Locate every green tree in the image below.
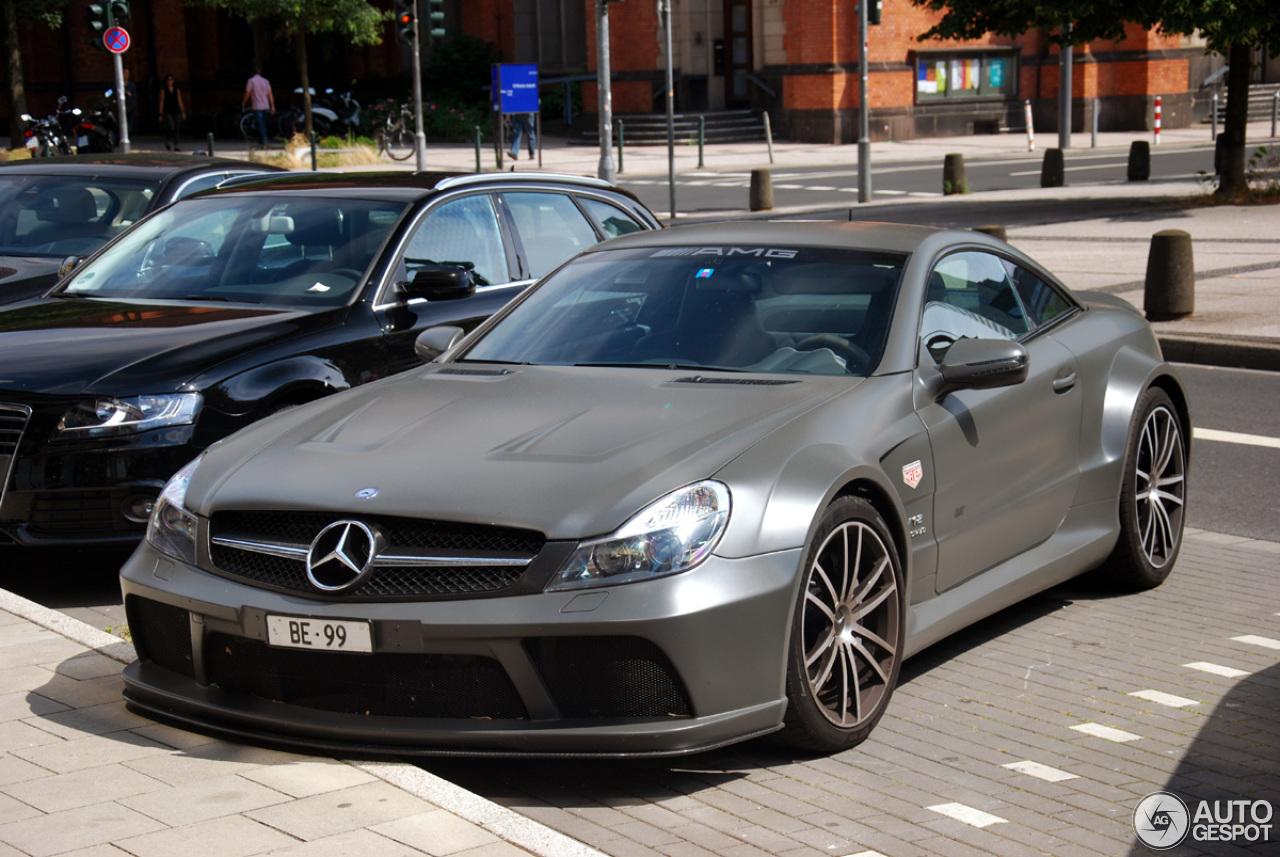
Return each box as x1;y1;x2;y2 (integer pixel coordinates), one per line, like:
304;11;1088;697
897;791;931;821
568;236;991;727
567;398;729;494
3;0;66;148
912;0;1280;195
202;0;389;136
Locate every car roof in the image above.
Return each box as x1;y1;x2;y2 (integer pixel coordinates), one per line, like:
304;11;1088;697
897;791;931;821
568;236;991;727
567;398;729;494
208;170;632;201
0;152;283;180
596;219;943;255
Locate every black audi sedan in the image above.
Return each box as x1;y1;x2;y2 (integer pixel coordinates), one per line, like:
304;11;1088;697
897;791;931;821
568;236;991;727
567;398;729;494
0;153;286;305
0;171;660;548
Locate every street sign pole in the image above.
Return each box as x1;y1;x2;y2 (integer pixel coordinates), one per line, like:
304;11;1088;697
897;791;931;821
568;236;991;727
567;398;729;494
112;52;130;153
857;0;871;203
411;7;426;170
595;0;616;183
661;0;676;219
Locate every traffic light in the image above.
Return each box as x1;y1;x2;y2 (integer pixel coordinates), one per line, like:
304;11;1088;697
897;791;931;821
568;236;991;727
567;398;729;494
110;0;129;24
868;0;881;25
86;3;111;51
427;0;444;42
395;0;415;45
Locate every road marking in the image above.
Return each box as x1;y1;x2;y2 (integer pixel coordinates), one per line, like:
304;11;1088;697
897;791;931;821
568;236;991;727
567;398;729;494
1129;689;1199;708
1232;634;1280;650
928;803;1008;828
1009;163;1128;176
1194;428;1280;449
806;185;838;191
1184;661;1250;678
1071;722;1143;742
1002;760;1078;782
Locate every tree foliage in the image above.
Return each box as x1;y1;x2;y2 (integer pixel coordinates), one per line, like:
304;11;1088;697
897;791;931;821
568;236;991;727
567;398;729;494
4;0;67;146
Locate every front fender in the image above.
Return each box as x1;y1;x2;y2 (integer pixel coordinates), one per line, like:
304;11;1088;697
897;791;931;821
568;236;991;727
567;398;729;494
207;355;353;418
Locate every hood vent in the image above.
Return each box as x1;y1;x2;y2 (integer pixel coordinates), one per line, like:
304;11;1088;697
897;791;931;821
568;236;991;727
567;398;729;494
436;367;512;377
673;376;798;386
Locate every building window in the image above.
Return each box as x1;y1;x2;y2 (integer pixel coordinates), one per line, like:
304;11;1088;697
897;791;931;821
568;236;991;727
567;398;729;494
916;52;1017;101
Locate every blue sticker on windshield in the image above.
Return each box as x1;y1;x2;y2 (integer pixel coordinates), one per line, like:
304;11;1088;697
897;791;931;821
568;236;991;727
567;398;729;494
696;268;715;278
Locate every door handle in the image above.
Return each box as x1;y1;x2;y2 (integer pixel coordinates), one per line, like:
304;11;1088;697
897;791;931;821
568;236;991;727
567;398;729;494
1052;371;1077;393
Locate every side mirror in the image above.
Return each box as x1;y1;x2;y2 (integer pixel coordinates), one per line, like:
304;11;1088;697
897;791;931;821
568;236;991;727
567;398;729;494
58;255;84;280
935;338;1028;398
401;265;476;302
414;325;465;362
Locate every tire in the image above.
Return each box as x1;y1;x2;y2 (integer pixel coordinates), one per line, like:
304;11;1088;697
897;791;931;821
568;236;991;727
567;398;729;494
385;124;415;161
1104;386;1187;590
779;496;905;752
239;112;259;141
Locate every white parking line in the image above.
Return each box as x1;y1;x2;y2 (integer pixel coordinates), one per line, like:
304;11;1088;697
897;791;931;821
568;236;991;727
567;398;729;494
1129;689;1199;708
1071;723;1143;742
1194;428;1280;449
1184;661;1250;678
1002;760;1079;782
928;803;1008;828
1232;634;1280;650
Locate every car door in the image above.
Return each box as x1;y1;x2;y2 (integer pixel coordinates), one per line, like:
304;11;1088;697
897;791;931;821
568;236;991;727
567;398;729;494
500;190;609;279
914;250;1083;592
373;192;526;376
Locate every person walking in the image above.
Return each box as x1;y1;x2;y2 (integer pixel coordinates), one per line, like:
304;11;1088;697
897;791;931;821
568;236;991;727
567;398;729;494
242;67;275;147
508;112;535;160
158;74;185;150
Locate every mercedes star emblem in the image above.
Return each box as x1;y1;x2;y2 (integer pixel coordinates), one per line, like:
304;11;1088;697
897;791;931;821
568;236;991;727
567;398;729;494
305;520;381;592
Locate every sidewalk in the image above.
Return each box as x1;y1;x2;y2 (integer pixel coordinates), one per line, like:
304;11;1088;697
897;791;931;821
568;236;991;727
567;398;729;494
0;588;607;857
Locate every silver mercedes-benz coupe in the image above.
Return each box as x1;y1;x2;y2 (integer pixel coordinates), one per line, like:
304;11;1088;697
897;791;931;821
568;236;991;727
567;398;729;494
119;220;1189;757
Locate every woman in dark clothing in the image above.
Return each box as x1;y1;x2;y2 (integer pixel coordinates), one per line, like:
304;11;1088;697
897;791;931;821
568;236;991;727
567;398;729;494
158;74;185;151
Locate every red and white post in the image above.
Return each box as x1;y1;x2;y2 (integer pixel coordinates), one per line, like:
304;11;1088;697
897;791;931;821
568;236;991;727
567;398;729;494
1153;96;1162;146
1024;99;1036;152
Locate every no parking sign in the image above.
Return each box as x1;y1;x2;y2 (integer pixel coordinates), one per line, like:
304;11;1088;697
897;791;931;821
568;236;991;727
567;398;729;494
104;26;129;53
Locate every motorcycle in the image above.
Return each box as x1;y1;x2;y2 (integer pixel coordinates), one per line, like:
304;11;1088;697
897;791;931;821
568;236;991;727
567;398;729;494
70;97;117;154
21;96;115;156
277;86;361;138
19;104;71;157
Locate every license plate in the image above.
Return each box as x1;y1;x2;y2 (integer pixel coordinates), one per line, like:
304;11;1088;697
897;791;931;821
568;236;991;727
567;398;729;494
25;137;36;149
77;136;89;147
266;615;372;653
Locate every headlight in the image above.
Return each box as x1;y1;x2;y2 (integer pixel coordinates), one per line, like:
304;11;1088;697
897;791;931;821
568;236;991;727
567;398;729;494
549;481;730;591
146;455;202;564
57;393;202;438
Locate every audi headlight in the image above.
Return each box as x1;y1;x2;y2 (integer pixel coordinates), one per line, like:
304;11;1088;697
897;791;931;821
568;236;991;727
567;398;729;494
549;481;730;591
57;393;202;438
146;455;202;564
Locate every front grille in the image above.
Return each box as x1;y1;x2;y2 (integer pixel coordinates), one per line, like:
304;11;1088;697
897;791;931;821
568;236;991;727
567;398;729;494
528;636;693;719
0;404;31;501
27;491;135;539
205;633;527;719
127;596;195;680
209;511;544;600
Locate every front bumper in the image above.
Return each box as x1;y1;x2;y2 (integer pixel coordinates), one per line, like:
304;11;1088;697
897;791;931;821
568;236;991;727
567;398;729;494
120;541;803;757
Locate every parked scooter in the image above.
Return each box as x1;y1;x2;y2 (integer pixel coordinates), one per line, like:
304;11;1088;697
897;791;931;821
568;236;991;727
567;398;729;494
276;86;361;138
19;101;72;157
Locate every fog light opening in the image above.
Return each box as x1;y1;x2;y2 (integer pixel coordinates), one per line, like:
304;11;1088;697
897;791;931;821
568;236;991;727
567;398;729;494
123;495;157;523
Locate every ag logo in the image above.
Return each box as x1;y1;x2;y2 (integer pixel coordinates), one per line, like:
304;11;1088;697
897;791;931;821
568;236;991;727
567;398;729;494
1134;791;1190;850
902;459;923;489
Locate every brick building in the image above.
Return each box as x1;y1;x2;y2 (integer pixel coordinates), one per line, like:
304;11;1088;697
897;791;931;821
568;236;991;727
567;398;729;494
9;0;1271;143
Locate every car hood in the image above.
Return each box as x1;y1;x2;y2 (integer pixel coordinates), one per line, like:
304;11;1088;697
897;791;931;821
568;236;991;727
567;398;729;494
0;256;59;306
0;298;316;396
189;364;858;540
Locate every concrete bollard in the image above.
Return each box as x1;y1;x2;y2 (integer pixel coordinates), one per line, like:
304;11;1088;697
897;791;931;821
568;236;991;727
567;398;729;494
1127;141;1150;181
973;225;1007;241
1144;229;1195;321
750;168;774;211
942;153;967;195
1040;148;1065;187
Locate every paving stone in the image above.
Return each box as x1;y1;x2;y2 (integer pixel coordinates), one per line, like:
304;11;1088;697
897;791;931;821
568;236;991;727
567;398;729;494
119;772;293;826
12;730;168;774
116;813;298;857
240;758;376;798
29;700;154;739
0;802;165;857
3;762;166;812
246;780;436;841
258;829;425;857
122;740;303;785
371;809;501;855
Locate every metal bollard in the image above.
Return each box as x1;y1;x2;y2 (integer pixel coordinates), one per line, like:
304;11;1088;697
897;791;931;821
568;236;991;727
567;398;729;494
616;119;624;174
763;111;775;164
1127;140;1151;181
309;131;317;171
1024;99;1036;152
1211;93;1218;141
206;132;214;157
474;125;482;173
973;225;1007;241
749;168;773;211
1273;92;1279;138
698;115;705;169
1040;148;1065;188
942;153;967;195
1091;99;1099;149
1144;230;1195;321
1153;95;1162;146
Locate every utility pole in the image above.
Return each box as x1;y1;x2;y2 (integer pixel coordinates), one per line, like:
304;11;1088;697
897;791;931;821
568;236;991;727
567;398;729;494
595;0;616;183
661;0;676;218
857;0;871;202
1059;23;1073;150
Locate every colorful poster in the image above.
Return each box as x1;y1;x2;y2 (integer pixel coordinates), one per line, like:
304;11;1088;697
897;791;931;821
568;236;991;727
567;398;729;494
989;57;1006;89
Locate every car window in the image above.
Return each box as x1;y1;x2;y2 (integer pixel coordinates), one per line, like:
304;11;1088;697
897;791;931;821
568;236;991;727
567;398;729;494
463;245;906;376
1001;259;1074;328
921;250;1029;361
579;197;646;239
0;174;154;257
503;191;599;278
59;195;407;307
402;195;507;287
171;173;233;200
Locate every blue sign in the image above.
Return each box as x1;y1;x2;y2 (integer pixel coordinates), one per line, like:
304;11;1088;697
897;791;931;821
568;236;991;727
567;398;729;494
492;64;539;114
104;26;130;54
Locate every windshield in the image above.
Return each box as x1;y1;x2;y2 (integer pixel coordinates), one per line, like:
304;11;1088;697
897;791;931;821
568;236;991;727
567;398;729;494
463;245;907;376
0;173;156;258
60;195;408;307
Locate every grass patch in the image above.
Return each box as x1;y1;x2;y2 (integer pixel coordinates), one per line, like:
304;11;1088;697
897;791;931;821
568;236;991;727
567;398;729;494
249;133;382;169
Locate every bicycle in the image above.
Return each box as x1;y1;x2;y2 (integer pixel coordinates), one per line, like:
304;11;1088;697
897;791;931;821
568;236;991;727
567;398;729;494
376;104;416;161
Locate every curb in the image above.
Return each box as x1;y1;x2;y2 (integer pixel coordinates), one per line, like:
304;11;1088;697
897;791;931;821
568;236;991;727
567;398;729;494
0;586;605;857
1158;333;1280;373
